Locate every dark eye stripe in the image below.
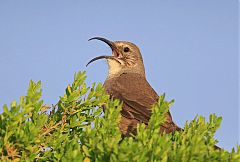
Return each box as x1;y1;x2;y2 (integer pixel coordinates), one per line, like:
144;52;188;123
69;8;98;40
123;47;130;52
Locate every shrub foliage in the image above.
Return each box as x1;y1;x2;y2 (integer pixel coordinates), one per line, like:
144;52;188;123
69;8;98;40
0;71;239;161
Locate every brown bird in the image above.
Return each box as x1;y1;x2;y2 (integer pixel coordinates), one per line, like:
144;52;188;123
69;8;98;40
86;37;181;136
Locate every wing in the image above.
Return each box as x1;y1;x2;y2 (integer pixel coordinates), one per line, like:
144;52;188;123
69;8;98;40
103;73;159;124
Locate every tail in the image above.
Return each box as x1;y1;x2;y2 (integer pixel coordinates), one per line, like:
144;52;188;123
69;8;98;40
160;124;222;150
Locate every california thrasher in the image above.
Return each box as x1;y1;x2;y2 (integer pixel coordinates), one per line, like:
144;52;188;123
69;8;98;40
86;37;181;136
86;37;221;150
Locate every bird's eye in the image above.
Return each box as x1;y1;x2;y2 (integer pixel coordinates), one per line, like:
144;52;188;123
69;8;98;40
123;47;130;52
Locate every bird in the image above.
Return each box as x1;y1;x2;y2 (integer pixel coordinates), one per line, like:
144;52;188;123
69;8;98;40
86;37;181;136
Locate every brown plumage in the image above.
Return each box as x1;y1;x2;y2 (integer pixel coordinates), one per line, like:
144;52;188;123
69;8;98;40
86;37;221;150
104;72;181;135
86;37;181;136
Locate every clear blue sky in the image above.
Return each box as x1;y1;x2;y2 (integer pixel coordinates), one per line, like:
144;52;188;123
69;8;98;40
0;1;238;150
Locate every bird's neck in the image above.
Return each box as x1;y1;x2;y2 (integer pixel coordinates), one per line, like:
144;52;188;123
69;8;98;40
107;60;123;78
106;59;146;79
107;66;146;79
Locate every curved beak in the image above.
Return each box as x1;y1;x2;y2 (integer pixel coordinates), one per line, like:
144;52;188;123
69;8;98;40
88;37;115;51
86;55;111;67
86;37;119;67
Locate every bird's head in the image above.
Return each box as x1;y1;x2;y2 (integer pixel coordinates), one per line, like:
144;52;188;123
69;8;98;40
86;37;145;78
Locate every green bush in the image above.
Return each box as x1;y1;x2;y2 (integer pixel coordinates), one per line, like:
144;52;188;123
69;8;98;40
0;71;239;161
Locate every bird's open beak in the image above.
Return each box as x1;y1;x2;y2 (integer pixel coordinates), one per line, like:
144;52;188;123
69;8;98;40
86;37;121;67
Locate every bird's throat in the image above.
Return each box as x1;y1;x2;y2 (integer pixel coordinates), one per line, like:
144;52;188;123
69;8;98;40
107;59;123;78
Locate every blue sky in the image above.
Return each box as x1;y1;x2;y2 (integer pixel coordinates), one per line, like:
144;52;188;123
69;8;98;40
0;1;238;150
